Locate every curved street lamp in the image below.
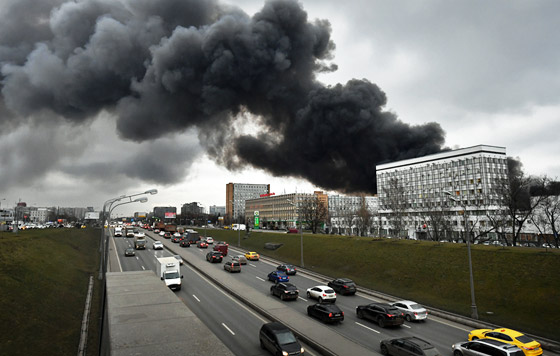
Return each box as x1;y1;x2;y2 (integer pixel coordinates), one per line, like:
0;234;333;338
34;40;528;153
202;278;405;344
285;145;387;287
98;190;157;280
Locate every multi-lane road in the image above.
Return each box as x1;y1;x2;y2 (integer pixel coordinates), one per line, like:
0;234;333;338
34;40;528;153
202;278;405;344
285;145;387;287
109;229;555;356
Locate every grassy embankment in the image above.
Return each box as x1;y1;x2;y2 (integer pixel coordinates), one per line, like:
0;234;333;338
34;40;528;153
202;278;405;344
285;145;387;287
0;228;101;355
203;229;560;341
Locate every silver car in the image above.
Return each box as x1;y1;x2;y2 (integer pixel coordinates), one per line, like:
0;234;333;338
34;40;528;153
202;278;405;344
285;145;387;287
391;300;428;321
232;254;247;265
224;260;241;273
452;339;524;356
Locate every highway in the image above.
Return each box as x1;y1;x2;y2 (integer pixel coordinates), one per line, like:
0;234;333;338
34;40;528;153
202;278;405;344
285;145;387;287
112;232;321;356
110;229;555;356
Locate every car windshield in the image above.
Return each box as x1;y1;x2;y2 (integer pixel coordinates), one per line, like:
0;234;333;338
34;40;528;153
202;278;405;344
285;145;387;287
276;331;297;345
516;335;534;344
325;289;335;294
387;308;400;314
410;304;423;310
165;271;180;279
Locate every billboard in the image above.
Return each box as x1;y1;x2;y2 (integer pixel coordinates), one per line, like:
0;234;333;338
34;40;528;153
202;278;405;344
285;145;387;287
85;212;100;220
164;212;176;219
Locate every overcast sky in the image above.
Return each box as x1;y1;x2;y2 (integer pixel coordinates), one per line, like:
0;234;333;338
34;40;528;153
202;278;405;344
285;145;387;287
1;0;559;216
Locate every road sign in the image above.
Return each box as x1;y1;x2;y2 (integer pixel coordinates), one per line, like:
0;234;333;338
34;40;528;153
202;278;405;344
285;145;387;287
254;211;259;216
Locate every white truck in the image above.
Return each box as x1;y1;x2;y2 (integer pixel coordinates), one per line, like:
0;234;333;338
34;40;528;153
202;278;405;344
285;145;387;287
114;227;123;237
156;257;183;291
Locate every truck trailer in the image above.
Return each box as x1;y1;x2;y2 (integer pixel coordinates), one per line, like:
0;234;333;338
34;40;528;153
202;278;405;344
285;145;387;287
134;233;147;249
156;257;182;291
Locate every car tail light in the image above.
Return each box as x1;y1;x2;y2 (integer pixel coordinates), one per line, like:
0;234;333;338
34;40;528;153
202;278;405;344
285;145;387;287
521;346;535;351
387;314;394;317
414;312;418;316
342;311;344;316
323;293;327;297
328;313;333;317
343;285;348;288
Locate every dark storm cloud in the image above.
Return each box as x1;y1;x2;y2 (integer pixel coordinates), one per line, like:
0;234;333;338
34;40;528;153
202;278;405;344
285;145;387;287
0;0;445;194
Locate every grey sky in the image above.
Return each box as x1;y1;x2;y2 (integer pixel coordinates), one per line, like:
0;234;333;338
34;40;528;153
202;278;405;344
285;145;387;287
1;0;559;215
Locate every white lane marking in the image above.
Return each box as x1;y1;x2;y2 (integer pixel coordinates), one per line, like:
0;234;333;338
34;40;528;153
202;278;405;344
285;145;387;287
256;276;266;282
222;323;235;335
356;322;380;334
110;230;123;272
192;295;201;302
402;324;411;328
249;263;257;267
135;256;139;260
187;264;269;323
141;266;145;270
298;296;308;302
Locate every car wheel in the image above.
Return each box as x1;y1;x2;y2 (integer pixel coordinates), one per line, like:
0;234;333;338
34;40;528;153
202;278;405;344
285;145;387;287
471;337;479;340
378;317;385;328
454;351;463;356
381;344;389;356
307;292;311;298
318;297;323;303
357;310;364;319
405;314;412;322
260;339;265;350
280;294;285;301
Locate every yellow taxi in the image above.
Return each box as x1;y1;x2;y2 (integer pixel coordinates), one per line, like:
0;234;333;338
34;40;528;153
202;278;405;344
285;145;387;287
245;251;260;261
468;328;542;356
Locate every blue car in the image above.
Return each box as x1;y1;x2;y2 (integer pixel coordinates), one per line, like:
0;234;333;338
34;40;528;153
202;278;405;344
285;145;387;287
268;271;289;283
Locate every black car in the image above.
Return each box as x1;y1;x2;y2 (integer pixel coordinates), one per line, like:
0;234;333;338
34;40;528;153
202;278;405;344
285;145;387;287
328;278;357;295
259;322;304;356
206;251;223;263
270;282;299;301
163;232;172;239
356;302;404;328
179;240;191;248
381;337;442;356
171;236;181;243
124;247;135;256
276;264;297;275
307;303;344;323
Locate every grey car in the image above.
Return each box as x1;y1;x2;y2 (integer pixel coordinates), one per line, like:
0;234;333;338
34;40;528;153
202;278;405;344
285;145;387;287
452;339;524;356
224;260;241;273
232;254;247;265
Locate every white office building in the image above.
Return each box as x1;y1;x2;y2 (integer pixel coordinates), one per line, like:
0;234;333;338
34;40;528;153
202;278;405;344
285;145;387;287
376;145;509;240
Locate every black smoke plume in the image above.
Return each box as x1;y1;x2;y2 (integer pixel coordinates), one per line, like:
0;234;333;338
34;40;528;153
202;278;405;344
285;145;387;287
0;0;445;194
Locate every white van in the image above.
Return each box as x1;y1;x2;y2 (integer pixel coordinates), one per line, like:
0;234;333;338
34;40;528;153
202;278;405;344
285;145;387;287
114;227;123;237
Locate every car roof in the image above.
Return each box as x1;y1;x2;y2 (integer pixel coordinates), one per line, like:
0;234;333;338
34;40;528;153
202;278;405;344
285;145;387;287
491;328;523;337
336;278;354;282
315;303;341;311
262;322;292;333
394;300;417;305
477;339;522;349
393;337;433;349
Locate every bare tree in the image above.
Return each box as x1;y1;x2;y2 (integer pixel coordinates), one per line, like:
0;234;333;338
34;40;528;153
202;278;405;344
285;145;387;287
354;196;373;237
382;178;407;238
497;158;547;246
419;203;454;241
530;178;560;248
300;196;328;234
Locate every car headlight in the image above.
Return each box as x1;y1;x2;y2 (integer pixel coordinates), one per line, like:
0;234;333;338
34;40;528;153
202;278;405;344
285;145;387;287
301;347;305;353
282;352;288;356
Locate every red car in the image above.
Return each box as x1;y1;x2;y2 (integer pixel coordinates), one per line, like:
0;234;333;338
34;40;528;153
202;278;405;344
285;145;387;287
197;241;208;248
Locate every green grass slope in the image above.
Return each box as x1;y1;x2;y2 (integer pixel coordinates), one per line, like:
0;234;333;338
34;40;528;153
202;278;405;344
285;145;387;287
206;229;560;341
0;229;101;355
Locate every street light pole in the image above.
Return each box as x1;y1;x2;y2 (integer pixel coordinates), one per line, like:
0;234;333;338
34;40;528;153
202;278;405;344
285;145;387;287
444;191;478;319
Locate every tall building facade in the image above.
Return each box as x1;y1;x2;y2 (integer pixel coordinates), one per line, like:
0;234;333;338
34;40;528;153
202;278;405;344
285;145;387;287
245;192;317;229
153;206;177;221
376;145;509;239
328;194;378;235
209;205;226;216
226;183;270;221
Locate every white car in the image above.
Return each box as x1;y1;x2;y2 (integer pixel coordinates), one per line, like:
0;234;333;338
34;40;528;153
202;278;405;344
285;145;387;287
206;237;214;244
153;241;164;250
390;300;428;321
173;232;181;238
134;231;145;238
306;285;336;303
159;231;165;236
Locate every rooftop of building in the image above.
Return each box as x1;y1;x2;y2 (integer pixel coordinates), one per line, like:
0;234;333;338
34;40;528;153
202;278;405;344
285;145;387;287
376;144;506;171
